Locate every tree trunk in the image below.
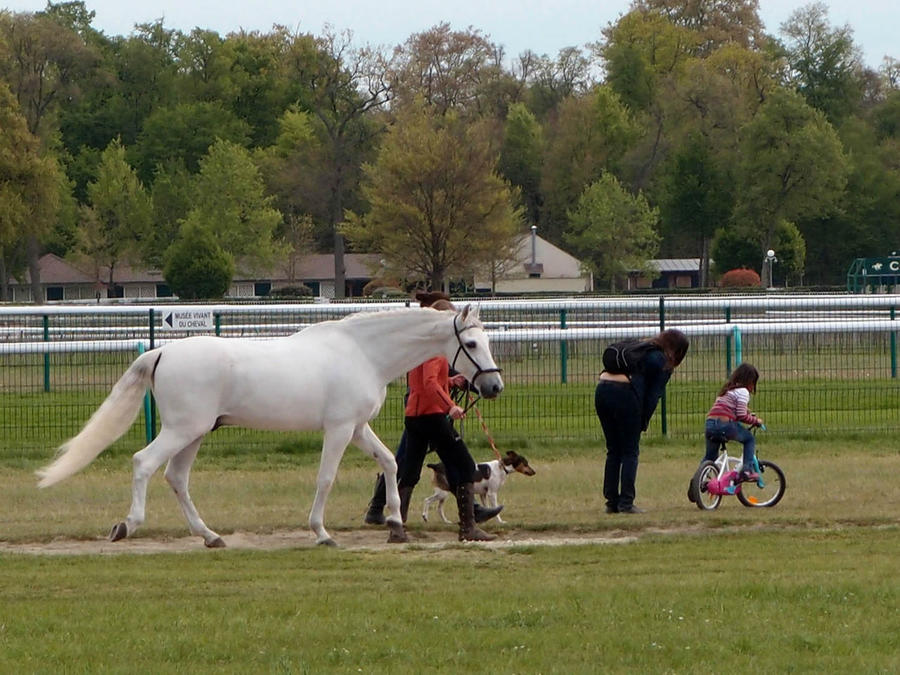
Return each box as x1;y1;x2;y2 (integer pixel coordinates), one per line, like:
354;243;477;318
700;237;710;288
0;255;8;301
333;232;346;299
27;235;43;305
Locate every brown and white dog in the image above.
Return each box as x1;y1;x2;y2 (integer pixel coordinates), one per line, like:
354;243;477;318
422;450;536;524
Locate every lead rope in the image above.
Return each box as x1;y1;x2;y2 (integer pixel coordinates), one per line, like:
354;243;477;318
465;389;504;463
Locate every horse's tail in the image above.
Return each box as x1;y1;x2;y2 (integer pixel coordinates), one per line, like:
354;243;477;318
37;349;161;488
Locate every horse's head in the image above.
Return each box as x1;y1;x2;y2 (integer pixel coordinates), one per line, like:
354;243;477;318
450;305;504;399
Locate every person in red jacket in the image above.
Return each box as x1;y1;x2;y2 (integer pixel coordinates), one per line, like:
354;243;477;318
396;299;499;541
364;293;501;529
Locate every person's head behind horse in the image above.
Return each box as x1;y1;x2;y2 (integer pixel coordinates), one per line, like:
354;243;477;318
415;290;450;308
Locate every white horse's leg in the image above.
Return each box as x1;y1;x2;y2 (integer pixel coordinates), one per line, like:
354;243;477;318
109;428;197;542
308;424;355;546
352;423;406;543
163;437;224;548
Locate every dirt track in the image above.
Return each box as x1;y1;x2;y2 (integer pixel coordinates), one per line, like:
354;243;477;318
0;527;641;556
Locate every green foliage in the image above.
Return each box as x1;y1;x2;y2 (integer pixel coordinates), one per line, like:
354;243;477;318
540;86;638;242
183;139;283;266
498;103;543;227
162;221;234;299
343;104;520;289
734;88;848;255
131;101;251;183
564;173;659;291
76;138;152;282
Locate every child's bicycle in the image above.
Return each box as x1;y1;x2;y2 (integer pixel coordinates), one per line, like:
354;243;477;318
690;427;786;510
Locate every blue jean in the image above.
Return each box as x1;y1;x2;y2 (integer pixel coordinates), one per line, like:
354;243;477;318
704;418;755;469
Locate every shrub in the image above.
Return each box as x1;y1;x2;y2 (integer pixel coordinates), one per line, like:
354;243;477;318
270;284;313;298
163;223;235;299
720;268;761;287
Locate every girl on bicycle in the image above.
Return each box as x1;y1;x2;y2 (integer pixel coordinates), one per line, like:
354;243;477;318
701;363;764;482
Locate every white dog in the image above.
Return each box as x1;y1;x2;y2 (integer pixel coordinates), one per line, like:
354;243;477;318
422;450;536;525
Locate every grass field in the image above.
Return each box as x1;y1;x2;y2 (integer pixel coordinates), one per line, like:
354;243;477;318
1;437;898;672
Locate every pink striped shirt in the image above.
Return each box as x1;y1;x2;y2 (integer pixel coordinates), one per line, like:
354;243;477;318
707;387;760;426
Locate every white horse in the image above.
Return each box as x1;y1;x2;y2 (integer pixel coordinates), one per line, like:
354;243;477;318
36;305;503;547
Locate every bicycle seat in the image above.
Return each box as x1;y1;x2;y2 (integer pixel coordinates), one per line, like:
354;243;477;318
705;429;729;444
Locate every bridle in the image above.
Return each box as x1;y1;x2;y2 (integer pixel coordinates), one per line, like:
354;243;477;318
451;313;502;397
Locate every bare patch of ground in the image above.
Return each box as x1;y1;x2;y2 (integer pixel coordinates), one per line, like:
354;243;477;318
0;527;643;556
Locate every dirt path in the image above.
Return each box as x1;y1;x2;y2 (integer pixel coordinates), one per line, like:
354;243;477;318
0;527;644;556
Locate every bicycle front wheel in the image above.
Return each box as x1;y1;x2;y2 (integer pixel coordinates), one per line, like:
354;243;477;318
737;460;786;507
693;461;721;510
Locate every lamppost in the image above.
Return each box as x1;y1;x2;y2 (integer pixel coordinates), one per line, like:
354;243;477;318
765;249;777;289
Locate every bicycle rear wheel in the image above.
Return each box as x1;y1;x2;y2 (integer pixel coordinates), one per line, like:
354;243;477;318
737;460;786;507
693;461;721;510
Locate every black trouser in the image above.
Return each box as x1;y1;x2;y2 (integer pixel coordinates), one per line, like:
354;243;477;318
594;381;642;510
399;413;476;492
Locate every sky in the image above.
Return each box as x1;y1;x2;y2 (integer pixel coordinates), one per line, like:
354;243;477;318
4;0;897;70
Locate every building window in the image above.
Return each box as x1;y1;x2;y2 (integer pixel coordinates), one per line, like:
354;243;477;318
254;282;272;297
46;286;64;301
156;284;173;297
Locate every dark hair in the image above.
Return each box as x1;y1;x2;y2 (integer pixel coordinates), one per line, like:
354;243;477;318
429;298;456;312
649;328;689;370
719;363;760;396
414;290;451;307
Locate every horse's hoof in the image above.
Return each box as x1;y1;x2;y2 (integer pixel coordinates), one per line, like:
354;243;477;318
387;521;408;544
108;522;128;542
317;538;338;547
205;537;226;549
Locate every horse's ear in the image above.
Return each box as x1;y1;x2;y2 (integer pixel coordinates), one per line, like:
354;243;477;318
460;304;479;323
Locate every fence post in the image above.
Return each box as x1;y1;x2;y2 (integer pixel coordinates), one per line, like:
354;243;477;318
559;309;568;384
733;325;743;366
725;306;732;376
891;306;897;378
43;315;50;393
137;343;153;444
149;308;156;437
659;296;667;436
215;312;221;336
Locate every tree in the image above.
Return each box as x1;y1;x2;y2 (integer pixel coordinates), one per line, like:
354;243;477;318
181;139;283;266
388;22;503;118
779;2;865;124
130;101;251;183
658;133;732;286
631;0;766;54
342;104;521;290
733;88;847;285
498;103;543;228
564;173;660;291
77;138;152;290
0;8;97;300
163;221;234;299
285;28;390;298
540;86;638;243
0;81;63;302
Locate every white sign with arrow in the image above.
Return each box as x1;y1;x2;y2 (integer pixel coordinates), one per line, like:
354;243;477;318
162;309;214;330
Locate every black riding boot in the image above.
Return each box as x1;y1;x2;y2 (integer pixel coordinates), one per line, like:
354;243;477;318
398;485;414;524
473;503;503;523
364;473;386;525
456;483;495;541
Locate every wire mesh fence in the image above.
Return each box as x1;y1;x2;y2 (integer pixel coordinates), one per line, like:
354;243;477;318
1;295;898;462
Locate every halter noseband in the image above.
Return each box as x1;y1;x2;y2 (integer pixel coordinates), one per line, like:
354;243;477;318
451;314;502;395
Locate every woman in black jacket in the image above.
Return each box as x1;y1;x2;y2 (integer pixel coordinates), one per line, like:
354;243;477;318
594;329;689;514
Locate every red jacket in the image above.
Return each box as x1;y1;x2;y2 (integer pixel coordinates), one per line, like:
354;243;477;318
405;356;456;417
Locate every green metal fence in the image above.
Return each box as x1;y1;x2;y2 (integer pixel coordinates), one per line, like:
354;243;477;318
2;295;899;462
